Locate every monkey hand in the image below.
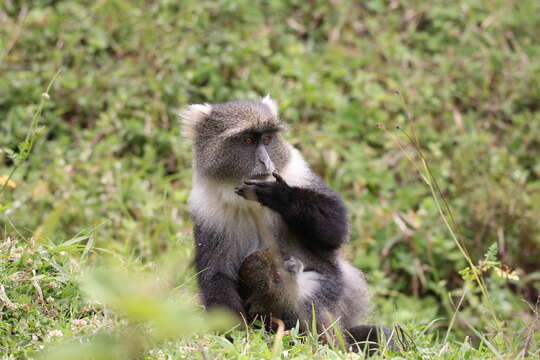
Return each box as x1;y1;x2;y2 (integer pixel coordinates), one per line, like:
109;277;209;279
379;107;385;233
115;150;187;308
234;172;290;210
284;255;304;274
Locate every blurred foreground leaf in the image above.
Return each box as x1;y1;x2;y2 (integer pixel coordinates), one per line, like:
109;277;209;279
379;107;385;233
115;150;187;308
43;262;235;360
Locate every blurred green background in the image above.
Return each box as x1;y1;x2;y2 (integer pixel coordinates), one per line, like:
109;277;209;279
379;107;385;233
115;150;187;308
1;0;539;358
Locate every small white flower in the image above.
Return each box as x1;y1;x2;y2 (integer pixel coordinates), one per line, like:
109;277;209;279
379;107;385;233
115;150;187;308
47;329;63;338
75;319;87;325
71;318;90;334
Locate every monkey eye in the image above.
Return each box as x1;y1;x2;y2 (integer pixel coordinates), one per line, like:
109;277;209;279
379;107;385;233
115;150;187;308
262;134;272;145
243;136;254;145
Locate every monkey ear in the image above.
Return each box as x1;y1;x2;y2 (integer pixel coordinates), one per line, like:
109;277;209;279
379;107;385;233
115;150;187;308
179;103;212;141
261;94;278;117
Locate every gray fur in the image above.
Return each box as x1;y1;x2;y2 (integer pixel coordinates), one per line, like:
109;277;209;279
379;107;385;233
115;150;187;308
182;96;371;333
186;99;289;181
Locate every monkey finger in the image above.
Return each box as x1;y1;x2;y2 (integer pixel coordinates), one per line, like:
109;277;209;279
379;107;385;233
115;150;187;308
234;187;244;197
243;180;270;186
236;185;263;202
272;171;287;185
234;186;250;198
243;181;258;186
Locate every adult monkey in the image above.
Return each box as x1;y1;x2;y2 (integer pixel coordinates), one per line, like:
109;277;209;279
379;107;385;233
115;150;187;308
181;97;392;353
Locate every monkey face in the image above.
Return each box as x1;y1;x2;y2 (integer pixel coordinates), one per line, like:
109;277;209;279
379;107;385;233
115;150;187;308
191;99;291;182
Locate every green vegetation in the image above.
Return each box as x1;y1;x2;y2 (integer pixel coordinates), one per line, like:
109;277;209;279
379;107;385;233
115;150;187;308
1;0;539;358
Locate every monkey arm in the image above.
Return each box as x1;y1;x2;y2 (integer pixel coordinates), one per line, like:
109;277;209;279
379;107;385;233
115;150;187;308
276;186;348;252
197;272;246;317
236;175;348;252
193;224;246;318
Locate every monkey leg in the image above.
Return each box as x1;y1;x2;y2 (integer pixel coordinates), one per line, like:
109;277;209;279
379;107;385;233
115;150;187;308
238;249;299;328
345;325;394;355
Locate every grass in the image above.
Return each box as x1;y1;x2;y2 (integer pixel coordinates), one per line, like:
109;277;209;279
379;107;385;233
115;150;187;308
1;0;540;358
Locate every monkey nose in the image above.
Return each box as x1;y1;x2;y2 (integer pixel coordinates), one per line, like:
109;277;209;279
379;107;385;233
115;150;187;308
260;158;276;173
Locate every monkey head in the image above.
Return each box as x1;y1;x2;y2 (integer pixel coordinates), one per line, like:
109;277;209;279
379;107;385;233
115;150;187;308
180;96;291;182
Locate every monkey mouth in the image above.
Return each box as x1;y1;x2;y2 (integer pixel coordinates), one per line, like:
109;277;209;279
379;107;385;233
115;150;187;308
248;173;272;181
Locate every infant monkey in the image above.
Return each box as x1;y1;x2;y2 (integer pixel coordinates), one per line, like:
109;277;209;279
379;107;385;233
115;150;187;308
239;248;392;354
239;248;304;320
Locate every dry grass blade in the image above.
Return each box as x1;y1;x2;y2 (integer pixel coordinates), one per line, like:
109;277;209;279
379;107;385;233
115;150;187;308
271;316;285;359
394;324;415;352
519;295;540;358
445;285;468;343
0;284;17;310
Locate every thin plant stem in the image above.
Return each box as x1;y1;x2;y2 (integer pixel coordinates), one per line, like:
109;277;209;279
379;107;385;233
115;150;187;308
406;129;499;327
0;69;62;199
381;91;501;329
444;282;468;343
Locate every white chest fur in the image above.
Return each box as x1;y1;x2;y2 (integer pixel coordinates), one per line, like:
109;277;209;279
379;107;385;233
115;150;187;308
189;145;312;231
188;145;313;279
